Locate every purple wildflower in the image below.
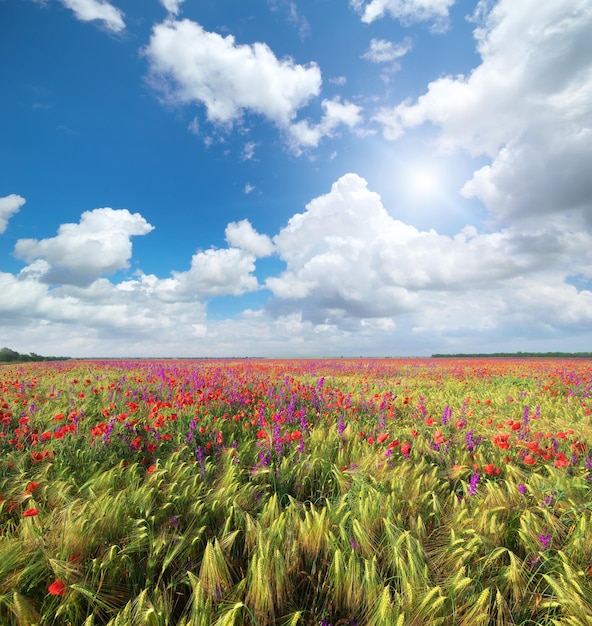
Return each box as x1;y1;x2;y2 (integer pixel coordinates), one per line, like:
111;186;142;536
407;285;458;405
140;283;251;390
337;414;345;437
466;430;481;453
467;472;480;496
539;534;552;550
543;491;557;508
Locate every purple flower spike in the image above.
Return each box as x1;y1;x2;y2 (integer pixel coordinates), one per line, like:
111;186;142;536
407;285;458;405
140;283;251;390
467;472;480;496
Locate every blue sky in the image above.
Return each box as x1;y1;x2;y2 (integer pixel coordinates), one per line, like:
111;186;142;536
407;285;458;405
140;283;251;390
1;0;592;357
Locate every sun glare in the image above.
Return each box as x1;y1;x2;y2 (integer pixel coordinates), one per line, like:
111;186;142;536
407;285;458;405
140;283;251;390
406;165;443;201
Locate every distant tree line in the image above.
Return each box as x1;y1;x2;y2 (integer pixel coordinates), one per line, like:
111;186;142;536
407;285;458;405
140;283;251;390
0;347;71;363
432;351;592;358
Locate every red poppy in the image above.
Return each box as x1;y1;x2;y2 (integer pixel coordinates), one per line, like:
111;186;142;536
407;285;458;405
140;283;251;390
554;453;570;468
48;579;67;596
401;442;411;455
434;430;446;445
26;481;40;494
23;508;40;517
377;433;389;444
493;434;510;449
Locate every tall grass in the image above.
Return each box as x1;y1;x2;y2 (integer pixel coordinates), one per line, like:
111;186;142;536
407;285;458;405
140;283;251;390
0;358;591;624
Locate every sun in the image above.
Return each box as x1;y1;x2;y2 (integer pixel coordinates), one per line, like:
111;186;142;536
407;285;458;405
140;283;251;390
405;164;443;201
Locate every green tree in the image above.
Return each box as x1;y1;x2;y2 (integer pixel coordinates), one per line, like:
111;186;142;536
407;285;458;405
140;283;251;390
0;347;20;362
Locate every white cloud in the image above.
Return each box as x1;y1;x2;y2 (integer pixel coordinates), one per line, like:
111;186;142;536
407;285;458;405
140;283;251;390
145;19;321;127
13;208;154;286
160;0;184;16
225;219;274;257
362;38;412;63
172;248;259;297
288;97;363;151
59;0;125;32
266;173;592;326
3;174;592;357
244;183;255;195
351;0;456;30
144;19;365;152
374;0;592;227
242;142;257;160
0;194;25;234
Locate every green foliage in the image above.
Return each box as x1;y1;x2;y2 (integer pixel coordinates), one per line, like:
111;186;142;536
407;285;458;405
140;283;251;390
0;347;71;363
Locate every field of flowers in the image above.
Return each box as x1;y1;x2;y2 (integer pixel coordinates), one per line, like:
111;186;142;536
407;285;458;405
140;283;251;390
1;357;592;625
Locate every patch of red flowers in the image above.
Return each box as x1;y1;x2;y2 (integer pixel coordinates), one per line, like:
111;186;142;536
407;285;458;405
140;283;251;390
26;481;40;494
48;579;67;596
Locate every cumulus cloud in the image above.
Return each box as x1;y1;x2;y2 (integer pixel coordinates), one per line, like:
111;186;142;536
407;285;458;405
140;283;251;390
0;268;209;353
266;173;592;326
362;38;413;63
3;173;592;356
144;19;365;151
171;248;259;297
0;194;25;234
374;0;592;227
288;97;363;151
225;219;274;257
145;19;321;127
13;208;154;286
59;0;125;32
351;0;455;30
110;222;271;302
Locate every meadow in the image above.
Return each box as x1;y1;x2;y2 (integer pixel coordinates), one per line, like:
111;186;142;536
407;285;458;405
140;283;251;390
1;357;591;625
